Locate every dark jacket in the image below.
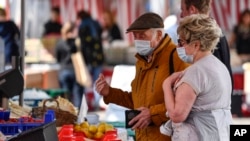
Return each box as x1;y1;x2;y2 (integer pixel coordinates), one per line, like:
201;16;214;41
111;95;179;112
233;25;250;54
0;21;20;64
213;36;233;94
78;17;104;66
43;20;62;36
107;24;122;42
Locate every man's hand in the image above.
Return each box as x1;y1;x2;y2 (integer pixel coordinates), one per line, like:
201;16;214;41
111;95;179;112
95;74;110;96
129;107;152;130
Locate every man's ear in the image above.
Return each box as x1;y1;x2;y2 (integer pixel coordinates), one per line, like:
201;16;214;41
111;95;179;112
189;5;199;14
156;30;163;41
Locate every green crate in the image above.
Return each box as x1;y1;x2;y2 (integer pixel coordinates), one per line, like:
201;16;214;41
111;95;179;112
44;89;68;98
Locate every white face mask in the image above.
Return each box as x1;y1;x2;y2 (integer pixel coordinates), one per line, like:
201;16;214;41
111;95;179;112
134;40;154;56
134;30;158;56
176;47;193;63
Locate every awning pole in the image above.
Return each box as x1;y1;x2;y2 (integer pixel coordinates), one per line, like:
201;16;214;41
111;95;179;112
19;0;25;106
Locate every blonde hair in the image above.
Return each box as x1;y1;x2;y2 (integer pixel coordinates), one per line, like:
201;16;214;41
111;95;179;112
177;14;222;52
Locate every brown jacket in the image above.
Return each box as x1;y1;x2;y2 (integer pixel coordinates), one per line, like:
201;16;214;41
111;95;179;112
104;35;189;141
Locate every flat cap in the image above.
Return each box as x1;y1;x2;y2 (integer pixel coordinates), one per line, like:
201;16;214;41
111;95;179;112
126;12;164;33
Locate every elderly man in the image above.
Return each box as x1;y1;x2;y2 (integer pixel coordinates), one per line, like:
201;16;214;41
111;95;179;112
95;12;189;141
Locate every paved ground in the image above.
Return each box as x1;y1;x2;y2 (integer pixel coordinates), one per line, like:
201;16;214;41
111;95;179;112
232;117;250;125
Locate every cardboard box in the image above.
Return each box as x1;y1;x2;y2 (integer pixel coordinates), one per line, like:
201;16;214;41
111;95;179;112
24;71;43;89
24;67;60;89
42;69;59;89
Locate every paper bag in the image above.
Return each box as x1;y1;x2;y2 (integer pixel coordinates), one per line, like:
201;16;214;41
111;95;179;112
71;51;92;88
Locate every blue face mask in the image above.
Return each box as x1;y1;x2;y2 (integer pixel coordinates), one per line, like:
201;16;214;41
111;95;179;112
176;47;193;63
134;40;154;56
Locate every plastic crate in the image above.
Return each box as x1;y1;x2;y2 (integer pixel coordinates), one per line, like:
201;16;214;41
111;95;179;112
44;89;67;98
0;110;10;121
22;99;43;107
58;125;84;141
106;122;135;137
0;110;54;135
8;120;58;141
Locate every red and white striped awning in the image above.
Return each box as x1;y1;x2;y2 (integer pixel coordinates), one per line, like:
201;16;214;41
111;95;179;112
6;0;250;39
49;0;146;43
211;0;250;32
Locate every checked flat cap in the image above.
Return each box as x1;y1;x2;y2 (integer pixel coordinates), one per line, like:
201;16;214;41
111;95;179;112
126;12;164;33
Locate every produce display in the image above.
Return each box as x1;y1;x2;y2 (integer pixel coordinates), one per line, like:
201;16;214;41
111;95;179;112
9;100;31;118
73;121;115;140
58;121;120;141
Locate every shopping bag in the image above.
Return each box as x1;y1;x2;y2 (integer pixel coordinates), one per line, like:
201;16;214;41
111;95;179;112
71;38;92;88
71;51;92;88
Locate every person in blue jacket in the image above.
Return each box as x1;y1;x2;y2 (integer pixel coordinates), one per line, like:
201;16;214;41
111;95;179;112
77;10;105;110
0;8;20;65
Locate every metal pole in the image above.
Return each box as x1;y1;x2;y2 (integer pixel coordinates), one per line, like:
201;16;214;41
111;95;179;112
19;0;25;106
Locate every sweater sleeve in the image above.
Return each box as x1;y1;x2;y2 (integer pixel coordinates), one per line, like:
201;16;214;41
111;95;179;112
149;103;169;126
103;87;134;109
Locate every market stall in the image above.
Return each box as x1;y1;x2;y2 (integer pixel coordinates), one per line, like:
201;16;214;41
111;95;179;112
1;96;129;141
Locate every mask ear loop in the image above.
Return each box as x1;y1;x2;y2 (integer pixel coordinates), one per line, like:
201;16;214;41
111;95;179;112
189;40;199;62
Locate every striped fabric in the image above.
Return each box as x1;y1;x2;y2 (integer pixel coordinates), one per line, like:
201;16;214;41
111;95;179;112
50;0;145;43
7;0;250;38
211;0;250;32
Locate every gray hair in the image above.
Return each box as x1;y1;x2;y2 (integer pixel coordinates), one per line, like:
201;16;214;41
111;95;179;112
177;14;222;52
151;28;165;39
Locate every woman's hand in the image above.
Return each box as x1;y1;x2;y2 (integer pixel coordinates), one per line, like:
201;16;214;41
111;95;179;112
163;71;184;88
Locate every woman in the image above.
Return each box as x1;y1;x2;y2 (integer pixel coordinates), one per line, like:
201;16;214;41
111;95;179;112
160;14;232;141
102;10;122;44
228;9;250;64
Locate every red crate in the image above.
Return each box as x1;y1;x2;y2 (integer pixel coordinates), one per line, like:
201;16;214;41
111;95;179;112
233;73;244;90
58;124;119;141
0;111;54;135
